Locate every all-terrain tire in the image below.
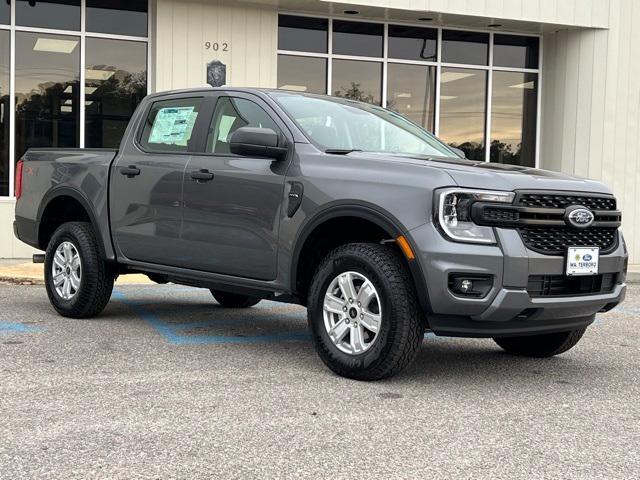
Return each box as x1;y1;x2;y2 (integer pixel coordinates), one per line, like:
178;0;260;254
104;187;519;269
44;222;114;318
210;290;262;308
493;327;588;358
307;243;423;381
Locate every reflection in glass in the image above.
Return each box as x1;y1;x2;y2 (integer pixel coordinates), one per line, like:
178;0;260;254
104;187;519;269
490;71;538;167
85;38;147;148
332;20;383;57
493;34;539;70
277;55;326;94
0;30;9;196
15;32;80;161
388;25;437;62
16;0;81;31
387;63;435;132
332;60;382;105
442;30;489;66
439;68;487;160
87;0;148;37
0;1;9;25
278;15;328;53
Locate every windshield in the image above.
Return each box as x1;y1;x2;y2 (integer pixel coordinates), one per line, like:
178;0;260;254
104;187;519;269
271;92;459;157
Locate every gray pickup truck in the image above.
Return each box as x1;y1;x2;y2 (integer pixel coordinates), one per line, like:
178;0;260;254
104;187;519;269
14;87;627;380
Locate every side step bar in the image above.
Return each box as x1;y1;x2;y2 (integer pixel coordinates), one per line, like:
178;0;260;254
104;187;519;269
32;254;45;264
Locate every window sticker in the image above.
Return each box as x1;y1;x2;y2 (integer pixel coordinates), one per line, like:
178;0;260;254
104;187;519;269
148;106;198;146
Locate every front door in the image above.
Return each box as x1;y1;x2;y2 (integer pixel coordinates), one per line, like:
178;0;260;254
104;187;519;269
110;96;206;266
180;94;290;280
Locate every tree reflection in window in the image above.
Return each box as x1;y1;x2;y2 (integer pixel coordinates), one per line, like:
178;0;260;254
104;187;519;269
85;38;147;148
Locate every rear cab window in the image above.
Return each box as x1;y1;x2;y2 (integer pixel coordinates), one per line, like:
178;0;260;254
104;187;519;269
139;97;204;153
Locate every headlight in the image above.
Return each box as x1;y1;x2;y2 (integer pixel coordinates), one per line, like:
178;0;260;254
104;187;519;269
435;188;515;244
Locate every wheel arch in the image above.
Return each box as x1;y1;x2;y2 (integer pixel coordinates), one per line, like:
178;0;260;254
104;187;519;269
290;203;431;312
37;188;109;259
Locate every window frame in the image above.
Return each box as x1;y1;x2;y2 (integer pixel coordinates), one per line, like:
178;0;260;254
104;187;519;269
0;0;151;198
136;95;209;155
277;13;542;167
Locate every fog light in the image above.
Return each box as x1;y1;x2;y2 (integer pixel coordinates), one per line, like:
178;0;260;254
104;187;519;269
449;274;493;298
460;279;473;292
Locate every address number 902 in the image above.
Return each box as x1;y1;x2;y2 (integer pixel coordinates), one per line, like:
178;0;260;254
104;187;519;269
205;42;229;51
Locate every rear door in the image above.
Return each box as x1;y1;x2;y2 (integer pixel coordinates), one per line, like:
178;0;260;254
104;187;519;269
180;93;291;280
110;95;209;266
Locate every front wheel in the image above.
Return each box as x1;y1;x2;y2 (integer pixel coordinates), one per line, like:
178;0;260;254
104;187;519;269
210;290;261;308
493;327;588;358
44;222;114;318
307;243;423;381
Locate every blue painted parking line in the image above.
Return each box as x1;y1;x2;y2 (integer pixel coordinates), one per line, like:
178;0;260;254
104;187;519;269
0;321;42;335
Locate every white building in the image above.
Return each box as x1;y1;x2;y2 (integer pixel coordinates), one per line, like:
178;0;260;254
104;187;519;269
1;0;639;263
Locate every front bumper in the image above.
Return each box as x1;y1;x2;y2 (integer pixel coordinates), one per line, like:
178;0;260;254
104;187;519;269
409;222;627;337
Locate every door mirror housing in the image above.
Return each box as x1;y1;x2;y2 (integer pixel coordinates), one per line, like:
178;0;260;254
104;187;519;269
229;127;288;159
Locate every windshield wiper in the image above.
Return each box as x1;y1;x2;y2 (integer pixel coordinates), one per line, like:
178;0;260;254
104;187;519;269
324;148;362;155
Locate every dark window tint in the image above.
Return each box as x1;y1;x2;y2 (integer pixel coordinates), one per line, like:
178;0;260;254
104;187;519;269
388;25;437;61
442;30;489;66
494;34;539;69
387;63;436;132
332;20;383;57
278;15;327;53
140;97;203;153
207;97;279;154
15;32;80;161
85;38;147;149
439;68;487;160
0;30;9;196
277;55;327;94
332;59;382;105
87;0;148;37
16;0;80;31
0;1;9;25
490;71;538;167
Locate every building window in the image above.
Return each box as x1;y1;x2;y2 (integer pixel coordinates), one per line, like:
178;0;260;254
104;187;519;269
0;30;9;196
86;0;148;38
0;1;150;198
439;68;487;160
16;0;81;31
85;38;147;148
15;32;80;159
277;15;540;166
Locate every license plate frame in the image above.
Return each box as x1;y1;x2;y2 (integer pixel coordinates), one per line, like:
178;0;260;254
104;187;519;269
565;246;599;276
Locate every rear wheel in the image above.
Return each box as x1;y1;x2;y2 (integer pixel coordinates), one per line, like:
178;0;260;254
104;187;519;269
307;243;423;381
44;222;114;318
493;327;588;357
210;290;261;308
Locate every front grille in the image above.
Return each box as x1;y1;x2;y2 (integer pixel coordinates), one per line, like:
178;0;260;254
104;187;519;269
518;193;617;211
527;273;618;297
519;226;618;255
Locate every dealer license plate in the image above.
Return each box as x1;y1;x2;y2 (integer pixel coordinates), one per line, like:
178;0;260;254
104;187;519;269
566;247;599;276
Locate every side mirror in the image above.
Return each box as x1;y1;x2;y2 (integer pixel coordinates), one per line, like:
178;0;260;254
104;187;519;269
229;127;288;159
450;147;466;159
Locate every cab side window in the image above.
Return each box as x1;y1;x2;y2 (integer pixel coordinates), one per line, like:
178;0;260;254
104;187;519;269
207;97;280;154
139;97;204;152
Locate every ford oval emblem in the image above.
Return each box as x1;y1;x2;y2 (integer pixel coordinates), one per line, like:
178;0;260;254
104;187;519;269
583;254;592;261
565;206;595;229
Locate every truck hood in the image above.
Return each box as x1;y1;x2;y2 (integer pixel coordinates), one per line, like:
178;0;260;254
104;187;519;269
370;154;613;194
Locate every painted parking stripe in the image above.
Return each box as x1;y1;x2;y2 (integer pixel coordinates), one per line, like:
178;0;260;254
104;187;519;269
0;321;42;334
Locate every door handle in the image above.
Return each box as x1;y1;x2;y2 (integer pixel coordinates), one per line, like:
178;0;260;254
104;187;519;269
120;165;140;178
191;169;214;182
